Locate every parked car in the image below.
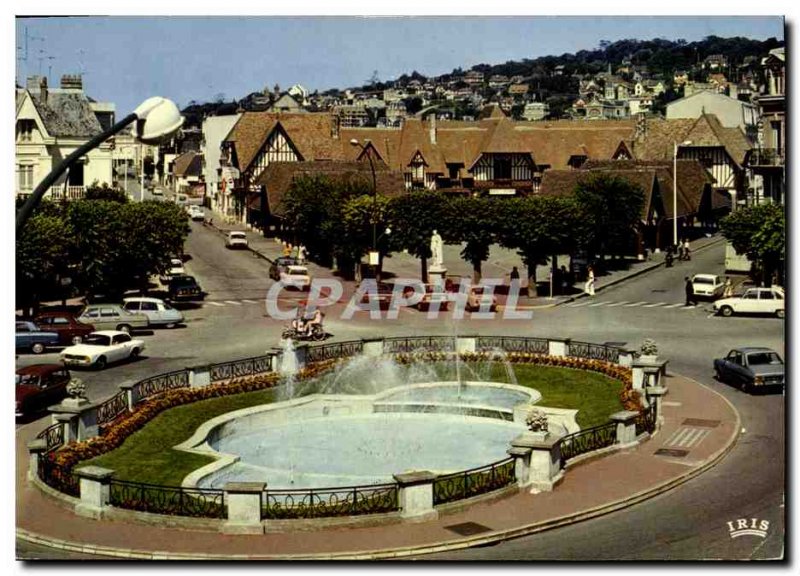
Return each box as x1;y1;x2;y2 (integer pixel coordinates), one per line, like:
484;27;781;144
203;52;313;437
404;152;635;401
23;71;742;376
33;312;95;346
360;282;396;307
269;256;301;280
189;205;205;221
60;330;146;370
691;274;725;299
15;321;60;354
168;274;205;301
225;231;249;249
279;265;312;291
466;285;498;312
160;258;186;284
713;347;785;392
16;364;71;417
713;286;785;318
122;297;184;328
404;283;451;311
77;304;150;333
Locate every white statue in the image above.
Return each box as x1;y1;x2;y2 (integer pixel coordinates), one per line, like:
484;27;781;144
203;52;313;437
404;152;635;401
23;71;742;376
430;230;444;268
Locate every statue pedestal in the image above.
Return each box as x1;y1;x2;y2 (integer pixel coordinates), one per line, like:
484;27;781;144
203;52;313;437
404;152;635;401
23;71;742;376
428;266;447;285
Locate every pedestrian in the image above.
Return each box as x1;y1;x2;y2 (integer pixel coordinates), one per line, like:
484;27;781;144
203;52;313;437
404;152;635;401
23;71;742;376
560;265;569;294
282;241;291;258
510;266;520;282
584;266;596;297
684;276;696;306
683;238;691;261
722;276;733;298
298;244;307;263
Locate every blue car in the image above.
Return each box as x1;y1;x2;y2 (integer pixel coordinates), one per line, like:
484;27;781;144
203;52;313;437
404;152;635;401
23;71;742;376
15;321;60;354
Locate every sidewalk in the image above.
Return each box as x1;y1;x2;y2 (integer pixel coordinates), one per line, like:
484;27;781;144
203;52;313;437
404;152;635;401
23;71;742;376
16;373;739;560
201;209;725;309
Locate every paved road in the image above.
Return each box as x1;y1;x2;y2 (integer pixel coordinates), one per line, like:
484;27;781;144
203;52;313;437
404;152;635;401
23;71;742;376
16;223;785;560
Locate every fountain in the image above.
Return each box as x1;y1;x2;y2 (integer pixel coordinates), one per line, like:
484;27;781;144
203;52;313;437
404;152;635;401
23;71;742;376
179;340;576;492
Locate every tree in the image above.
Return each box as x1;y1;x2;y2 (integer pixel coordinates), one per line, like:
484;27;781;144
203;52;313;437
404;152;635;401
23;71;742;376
573;173;645;261
84;181;129;203
387;191;450;282
496;196;578;297
720;204;785;286
445;197;499;284
341;194;391;278
16;214;71;316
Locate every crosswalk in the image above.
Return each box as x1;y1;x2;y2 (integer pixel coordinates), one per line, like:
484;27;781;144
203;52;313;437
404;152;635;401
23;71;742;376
565;299;707;311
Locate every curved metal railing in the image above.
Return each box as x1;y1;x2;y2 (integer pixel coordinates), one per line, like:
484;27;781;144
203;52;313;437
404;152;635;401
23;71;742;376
262;483;399;519
433;457;516;505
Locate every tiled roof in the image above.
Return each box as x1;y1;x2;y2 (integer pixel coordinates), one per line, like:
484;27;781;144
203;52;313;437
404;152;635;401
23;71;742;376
173;151;202;178
27;90;103;138
255;161;406;216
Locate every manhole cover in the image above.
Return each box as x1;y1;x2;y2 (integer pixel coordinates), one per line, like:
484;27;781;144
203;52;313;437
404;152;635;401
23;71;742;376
654;448;689;458
444;522;493;536
682;418;720;428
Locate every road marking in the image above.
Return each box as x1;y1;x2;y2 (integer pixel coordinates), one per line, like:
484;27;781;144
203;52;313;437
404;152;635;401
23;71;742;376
242;299;259;304
588;301;612;307
642;302;667;308
566;302;591;308
664;303;684;309
206;301;225;307
605;301;630;307
624;301;648;307
680;304;700;310
224;300;242;306
665;427;710;449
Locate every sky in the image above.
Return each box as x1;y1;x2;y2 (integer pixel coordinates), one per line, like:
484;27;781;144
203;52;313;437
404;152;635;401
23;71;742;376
14;15;784;115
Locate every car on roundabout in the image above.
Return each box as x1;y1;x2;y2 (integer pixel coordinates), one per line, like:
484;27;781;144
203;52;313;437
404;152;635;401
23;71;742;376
167;274;205;301
59;330;146;370
269;256;301;280
160;258;186;284
713;286;784;318
465;285;499;312
15;321;60;354
15;364;72;418
713;347;785;393
278;265;312;291
122;296;184;328
691;273;725;299
33;311;95;346
77;304;150;333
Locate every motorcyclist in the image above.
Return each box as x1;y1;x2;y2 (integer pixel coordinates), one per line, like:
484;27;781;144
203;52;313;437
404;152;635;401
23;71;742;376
291;308;307;335
305;309;324;336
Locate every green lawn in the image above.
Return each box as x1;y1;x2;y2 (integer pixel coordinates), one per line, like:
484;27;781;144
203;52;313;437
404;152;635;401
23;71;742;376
84;363;623;486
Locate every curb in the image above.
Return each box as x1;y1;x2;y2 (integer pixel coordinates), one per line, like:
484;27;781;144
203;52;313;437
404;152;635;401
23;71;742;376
16;372;741;561
559;236;727;306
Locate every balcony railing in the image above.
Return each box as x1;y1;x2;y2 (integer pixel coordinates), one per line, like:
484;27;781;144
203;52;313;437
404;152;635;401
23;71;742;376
748;148;784;167
49;186;85;201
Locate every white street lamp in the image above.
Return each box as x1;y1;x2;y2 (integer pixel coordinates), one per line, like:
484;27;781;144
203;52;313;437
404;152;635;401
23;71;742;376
673;140;692;247
17;96;184;231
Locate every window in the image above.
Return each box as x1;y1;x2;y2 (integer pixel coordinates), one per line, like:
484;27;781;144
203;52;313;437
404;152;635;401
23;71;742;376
17;119;35;142
760;291;774;300
728;352;743;365
16;322;30;332
493;156;512;180
100;308;119;318
124;302;140;312
743;290;758;300
18;165;33;191
140;302;158;311
52;317;70;325
113;334;131;345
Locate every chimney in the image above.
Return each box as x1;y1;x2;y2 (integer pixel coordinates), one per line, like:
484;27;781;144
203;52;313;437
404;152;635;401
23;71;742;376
330;112;340;139
60;74;83;91
39;76;48;104
429;114;437;144
634;112;647;142
26;75;42;91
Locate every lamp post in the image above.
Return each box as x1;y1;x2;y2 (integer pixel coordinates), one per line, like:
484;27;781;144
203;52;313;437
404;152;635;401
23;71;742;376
349;138;380;272
673;140;692;247
17;96;183;232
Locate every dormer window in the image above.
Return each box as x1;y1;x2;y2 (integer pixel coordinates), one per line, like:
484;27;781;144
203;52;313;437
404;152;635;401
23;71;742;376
17;119;35;142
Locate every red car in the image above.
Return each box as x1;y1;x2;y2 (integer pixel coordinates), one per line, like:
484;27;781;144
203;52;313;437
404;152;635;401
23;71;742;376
34;311;95;346
16;364;71;418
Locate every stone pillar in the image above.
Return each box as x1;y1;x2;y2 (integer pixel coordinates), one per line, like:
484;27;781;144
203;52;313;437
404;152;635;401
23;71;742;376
27;439;48;481
51;397;100;441
393;471;437;521
53;413;78;443
548;338;568;357
511;433;563;492
293;344;309;371
120;382;136;411
618;349;636;367
361;338;384;357
507;445;532;488
456;336;476;354
223;482;265;534
74;466;115;518
632;359;668;392
189;364;211;388
609;410;640;445
645;385;669;426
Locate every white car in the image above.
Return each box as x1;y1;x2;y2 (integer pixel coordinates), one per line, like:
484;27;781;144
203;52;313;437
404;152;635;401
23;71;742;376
279;265;312;290
189;206;205;221
60;330;145;370
160;258;186;283
713;286;785;319
122;297;184;328
225;231;249;249
691;274;725;299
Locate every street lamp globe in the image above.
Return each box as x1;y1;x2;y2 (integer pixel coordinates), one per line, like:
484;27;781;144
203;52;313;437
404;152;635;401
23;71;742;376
134;97;185;144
